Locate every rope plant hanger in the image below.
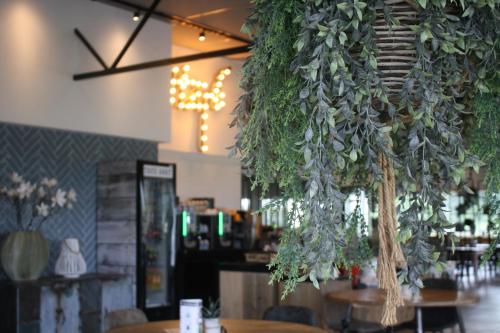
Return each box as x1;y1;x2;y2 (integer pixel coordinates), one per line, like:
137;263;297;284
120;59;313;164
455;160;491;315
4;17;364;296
231;0;498;327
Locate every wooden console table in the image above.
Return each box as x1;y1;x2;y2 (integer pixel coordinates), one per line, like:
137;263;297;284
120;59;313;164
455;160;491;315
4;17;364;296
0;273;125;333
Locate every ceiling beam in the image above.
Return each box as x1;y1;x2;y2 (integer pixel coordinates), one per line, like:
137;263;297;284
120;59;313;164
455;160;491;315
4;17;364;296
74;29;108;69
73;45;250;80
110;0;161;68
94;0;252;45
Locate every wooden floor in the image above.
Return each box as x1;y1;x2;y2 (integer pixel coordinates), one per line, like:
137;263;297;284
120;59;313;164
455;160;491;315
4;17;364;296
459;276;500;333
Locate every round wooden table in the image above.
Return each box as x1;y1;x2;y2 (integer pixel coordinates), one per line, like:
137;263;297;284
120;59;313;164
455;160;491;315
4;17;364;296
326;288;479;333
106;319;327;333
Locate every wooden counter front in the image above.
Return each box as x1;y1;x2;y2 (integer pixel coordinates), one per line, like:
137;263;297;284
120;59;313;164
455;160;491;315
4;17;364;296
219;270;278;320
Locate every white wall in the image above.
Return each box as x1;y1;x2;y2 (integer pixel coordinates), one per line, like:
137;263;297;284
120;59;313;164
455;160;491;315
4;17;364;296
0;0;171;142
159;149;241;209
0;0;243;208
160;45;243;156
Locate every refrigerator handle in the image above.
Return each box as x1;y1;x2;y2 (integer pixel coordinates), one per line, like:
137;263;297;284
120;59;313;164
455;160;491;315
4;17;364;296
170;206;177;268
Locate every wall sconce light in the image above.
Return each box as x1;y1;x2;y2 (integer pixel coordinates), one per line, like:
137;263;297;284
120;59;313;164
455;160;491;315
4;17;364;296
170;65;231;153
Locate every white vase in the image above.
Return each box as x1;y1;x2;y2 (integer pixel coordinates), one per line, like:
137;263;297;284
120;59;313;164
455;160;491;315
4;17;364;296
204;318;221;333
55;238;87;278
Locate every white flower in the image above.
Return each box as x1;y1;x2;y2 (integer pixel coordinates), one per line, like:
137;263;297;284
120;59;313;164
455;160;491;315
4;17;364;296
52;189;67;207
47;178;58;187
67;189;77;202
16;182;34;199
7;189;17;198
10;172;23;183
36;203;50;217
41;177;50;186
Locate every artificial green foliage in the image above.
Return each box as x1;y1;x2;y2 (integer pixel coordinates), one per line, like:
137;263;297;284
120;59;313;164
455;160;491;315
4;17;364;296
233;0;499;294
469;78;500;259
469;80;500;195
231;0;306;196
342;191;373;269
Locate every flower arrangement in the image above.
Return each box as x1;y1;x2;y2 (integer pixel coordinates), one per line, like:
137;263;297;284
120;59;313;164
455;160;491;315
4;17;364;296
0;172;77;231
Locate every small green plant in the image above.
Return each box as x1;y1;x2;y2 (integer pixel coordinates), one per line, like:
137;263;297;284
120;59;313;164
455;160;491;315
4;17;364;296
202;298;220;319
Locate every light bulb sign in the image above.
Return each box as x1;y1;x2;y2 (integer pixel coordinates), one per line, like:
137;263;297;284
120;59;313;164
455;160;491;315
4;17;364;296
169;64;231;153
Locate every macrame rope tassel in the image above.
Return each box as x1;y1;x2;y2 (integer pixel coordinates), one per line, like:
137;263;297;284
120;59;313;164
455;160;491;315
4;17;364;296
377;152;406;326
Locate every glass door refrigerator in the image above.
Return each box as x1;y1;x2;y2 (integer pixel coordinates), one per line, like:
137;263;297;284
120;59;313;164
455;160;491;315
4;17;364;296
137;161;177;320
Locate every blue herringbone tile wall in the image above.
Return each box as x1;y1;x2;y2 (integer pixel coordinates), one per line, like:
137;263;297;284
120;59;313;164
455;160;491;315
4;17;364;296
0;122;157;275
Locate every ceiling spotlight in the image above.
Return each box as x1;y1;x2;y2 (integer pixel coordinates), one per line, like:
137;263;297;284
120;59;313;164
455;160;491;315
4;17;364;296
198;31;206;42
132;12;141;22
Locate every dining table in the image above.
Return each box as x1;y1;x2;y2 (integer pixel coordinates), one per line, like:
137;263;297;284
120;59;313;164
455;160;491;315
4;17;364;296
326;288;479;333
106;319;328;333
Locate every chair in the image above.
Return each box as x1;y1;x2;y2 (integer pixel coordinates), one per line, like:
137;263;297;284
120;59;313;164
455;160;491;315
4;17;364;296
328;303;386;333
262;305;316;326
104;308;148;331
394;278;465;333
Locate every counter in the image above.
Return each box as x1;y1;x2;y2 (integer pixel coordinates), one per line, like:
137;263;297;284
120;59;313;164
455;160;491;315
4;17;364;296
218;261;270;273
218;265;352;329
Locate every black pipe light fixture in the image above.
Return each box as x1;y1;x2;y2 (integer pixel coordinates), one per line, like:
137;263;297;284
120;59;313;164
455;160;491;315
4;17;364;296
132;11;141;22
198;30;206;42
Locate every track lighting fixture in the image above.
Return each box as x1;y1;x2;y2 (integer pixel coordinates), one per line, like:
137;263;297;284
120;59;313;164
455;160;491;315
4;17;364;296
198;31;206;42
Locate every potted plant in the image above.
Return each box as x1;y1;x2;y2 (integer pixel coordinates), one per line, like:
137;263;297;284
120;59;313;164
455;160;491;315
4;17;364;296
203;298;221;333
0;172;76;281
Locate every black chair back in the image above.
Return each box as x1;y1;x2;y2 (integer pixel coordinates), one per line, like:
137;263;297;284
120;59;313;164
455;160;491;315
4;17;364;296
263;305;316;326
423;278;458;290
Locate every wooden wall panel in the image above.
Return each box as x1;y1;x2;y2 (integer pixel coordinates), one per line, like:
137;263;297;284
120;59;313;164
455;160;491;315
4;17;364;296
220;271;278;320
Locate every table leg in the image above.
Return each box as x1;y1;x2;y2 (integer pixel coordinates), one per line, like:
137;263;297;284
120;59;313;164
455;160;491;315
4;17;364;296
473;253;479;281
341;304;353;333
416;307;423;333
457;309;466;333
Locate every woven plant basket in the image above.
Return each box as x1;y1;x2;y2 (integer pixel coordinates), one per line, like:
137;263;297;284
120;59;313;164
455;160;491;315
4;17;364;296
376;0;419;98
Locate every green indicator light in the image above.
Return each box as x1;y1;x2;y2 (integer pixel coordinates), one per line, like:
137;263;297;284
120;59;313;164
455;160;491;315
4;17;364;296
182;210;188;237
218;211;224;237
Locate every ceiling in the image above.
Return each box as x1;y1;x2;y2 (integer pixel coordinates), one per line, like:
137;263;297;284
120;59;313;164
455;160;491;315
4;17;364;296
98;0;252;56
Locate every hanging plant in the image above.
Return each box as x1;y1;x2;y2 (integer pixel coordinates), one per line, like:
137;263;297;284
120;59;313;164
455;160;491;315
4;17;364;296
232;0;499;326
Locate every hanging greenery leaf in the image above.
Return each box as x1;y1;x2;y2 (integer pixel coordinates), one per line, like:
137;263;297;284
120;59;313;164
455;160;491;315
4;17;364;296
232;0;500;296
